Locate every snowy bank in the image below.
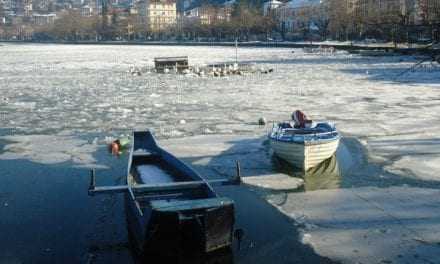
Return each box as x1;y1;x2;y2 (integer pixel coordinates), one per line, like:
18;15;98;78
267;186;440;264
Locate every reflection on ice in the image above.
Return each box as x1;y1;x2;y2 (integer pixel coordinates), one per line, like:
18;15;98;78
303;155;341;191
272;154;341;191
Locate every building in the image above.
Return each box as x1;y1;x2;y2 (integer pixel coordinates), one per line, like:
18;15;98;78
149;0;176;31
32;12;56;24
350;0;402;18
136;0;176;31
1;0;15;13
33;0;55;12
182;0;194;11
80;4;94;16
184;2;232;25
263;0;282;16
276;0;323;34
15;0;32;16
414;0;440;24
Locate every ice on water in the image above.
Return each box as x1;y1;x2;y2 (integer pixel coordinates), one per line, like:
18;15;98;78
0;44;440;180
136;165;174;184
1;44;440;263
0;134;100;166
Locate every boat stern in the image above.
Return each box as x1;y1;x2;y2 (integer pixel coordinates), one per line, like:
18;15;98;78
143;197;235;256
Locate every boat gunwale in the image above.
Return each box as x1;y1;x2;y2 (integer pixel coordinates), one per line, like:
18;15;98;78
128;130;218;200
269;121;341;145
269;133;341;145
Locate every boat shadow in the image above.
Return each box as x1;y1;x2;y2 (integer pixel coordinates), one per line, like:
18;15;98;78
188;135;440;195
161;135;336;263
128;244;234;264
272;154;342;192
181;135;342;192
5;132;440;263
162;135;342;195
93;134;440;263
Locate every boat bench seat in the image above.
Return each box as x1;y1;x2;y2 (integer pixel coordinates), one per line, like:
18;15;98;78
151;197;233;212
136;192;185;202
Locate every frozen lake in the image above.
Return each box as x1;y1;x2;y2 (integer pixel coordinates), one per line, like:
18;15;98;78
1;43;440;181
1;43;440;263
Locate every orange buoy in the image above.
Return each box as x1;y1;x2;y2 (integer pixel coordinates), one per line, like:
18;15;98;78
110;140;121;155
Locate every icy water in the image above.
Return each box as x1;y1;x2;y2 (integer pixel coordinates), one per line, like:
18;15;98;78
2;43;440;179
1;43;440;263
1;43;438;138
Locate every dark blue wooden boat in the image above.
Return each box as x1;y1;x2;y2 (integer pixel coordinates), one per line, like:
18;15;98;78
89;131;238;259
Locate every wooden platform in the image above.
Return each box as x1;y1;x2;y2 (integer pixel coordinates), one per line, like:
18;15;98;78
154;56;189;73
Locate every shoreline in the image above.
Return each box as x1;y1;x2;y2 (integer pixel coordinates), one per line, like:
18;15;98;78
0;40;436;54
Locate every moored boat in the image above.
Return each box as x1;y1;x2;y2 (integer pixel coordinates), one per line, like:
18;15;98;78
89;131;238;260
269;122;340;171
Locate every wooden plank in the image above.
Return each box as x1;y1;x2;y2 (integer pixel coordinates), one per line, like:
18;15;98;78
89;182;203;195
154;56;188;62
136;192;183;200
88;178;239;196
151;197;233;211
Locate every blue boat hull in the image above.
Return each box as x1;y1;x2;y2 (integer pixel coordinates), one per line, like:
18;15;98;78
124;131;235;260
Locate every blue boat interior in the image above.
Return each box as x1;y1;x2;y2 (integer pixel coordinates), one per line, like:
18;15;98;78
277;122;333;133
271;122;340;143
130;131;216;207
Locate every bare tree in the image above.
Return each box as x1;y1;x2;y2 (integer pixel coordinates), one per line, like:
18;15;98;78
231;2;260;40
328;0;353;40
81;15;100;40
50;10;82;40
312;1;330;40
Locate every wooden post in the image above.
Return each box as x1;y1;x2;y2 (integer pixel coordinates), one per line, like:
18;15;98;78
88;178;240;196
234;160;241;184
88;169;96;195
235;38;238;64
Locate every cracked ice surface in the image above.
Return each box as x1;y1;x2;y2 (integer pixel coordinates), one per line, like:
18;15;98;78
0;134;103;168
0;43;440;179
159;135;440;264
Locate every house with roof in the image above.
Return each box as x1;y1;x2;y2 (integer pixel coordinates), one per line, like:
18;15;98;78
263;0;282;16
275;0;325;37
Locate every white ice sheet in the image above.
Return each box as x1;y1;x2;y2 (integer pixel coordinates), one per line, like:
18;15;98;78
136;164;174;184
